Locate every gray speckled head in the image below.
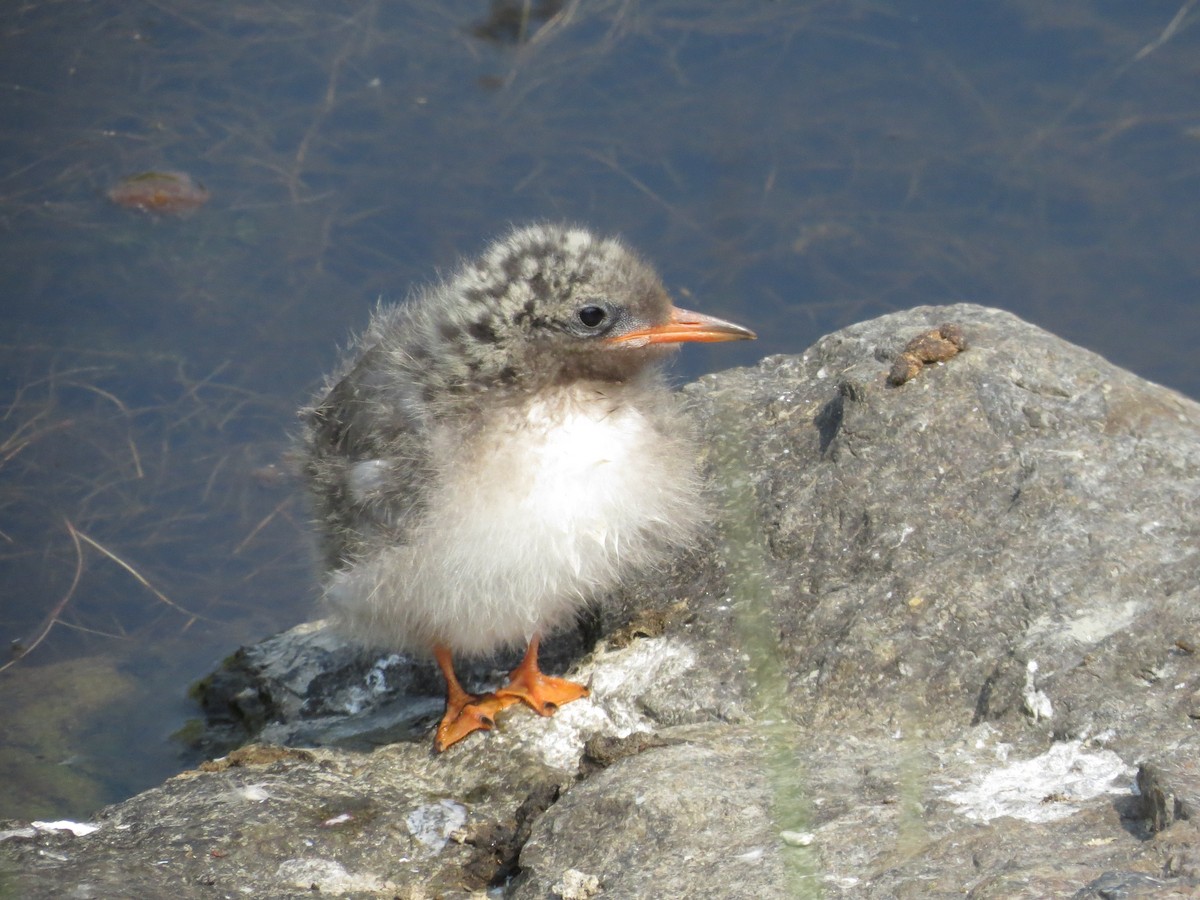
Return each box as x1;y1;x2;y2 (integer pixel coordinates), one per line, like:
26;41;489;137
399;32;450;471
388;224;681;409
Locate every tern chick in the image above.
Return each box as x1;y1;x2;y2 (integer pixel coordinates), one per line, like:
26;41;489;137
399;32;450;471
301;224;755;751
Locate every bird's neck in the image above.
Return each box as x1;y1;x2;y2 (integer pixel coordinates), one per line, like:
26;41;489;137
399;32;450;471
444;373;665;442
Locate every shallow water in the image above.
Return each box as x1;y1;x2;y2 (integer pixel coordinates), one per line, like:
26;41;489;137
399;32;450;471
1;0;1197;819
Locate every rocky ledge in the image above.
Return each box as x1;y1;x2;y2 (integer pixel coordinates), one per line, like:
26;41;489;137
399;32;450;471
3;303;1199;898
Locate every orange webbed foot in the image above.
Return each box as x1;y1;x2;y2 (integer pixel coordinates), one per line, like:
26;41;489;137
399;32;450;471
495;672;589;716
433;643;522;752
494;635;589;717
434;691;519;752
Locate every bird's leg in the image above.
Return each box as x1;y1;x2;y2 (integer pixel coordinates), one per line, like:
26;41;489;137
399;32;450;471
494;634;589;716
433;644;517;752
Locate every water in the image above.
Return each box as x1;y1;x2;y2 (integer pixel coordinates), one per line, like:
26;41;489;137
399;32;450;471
1;0;1197;819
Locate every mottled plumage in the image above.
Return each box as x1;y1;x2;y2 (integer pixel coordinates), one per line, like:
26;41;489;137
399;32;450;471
301;224;754;750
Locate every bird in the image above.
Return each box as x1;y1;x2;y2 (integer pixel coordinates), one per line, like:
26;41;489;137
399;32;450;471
300;223;755;752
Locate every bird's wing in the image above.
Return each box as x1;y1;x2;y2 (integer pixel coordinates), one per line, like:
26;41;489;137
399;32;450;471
303;343;432;569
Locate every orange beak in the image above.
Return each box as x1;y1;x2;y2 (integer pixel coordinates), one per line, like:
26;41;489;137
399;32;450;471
606;306;756;347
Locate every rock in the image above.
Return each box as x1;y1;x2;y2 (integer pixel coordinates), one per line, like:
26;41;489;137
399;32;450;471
512;726;790;899
1138;758;1200;833
4;303;1200;898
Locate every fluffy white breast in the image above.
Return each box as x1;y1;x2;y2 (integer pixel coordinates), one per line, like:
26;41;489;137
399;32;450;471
513;392;650;546
325;383;703;656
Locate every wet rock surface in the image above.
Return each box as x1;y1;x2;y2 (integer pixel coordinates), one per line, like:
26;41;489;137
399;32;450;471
4;303;1199;898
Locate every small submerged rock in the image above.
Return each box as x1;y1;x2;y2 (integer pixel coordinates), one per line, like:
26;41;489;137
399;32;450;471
107;171;209;215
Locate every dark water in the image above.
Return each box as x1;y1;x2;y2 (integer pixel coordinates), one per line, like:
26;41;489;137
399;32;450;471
1;1;1197;819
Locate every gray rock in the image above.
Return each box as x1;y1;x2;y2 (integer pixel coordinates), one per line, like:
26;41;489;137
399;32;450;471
4;303;1199;898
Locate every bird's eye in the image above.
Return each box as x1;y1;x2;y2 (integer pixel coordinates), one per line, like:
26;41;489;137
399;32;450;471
578;306;608;329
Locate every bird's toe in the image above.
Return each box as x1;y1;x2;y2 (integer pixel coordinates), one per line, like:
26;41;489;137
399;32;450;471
496;672;589;717
434;693;519;752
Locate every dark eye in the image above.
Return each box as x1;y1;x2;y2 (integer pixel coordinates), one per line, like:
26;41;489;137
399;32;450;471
578;306;607;328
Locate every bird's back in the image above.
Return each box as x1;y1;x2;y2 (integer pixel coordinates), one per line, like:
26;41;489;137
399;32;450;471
302;306;435;572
